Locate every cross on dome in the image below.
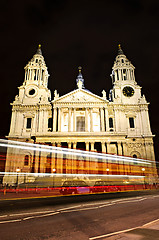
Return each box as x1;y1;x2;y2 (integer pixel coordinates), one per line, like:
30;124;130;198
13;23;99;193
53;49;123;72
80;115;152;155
36;44;42;55
118;44;124;55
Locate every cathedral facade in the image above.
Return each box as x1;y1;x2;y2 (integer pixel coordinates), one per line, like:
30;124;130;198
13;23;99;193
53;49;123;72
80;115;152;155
4;45;157;184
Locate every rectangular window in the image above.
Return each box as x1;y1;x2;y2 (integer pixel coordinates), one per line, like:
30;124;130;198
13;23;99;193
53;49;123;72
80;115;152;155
109;118;113;128
76;116;85;132
26;118;32;129
129;117;135;128
48;118;52;129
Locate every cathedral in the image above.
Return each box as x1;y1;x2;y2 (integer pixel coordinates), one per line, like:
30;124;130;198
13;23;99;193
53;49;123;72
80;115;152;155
3;44;157;185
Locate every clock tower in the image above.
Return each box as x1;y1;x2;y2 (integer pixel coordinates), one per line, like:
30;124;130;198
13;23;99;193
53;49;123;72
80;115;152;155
111;44;142;105
8;45;52;140
109;45;155;161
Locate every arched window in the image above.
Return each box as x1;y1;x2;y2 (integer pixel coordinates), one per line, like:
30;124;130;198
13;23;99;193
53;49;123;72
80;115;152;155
24;155;29;166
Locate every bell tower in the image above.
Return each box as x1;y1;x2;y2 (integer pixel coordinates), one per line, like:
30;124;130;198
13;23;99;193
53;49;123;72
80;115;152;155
111;44;136;84
108;44;155;162
110;45;143;104
8;45;52;139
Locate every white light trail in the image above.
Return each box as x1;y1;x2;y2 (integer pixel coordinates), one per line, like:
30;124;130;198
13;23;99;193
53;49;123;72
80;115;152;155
0;171;145;178
0;139;151;165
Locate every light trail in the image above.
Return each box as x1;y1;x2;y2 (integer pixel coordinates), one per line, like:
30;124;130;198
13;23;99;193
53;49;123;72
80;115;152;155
0;139;152;165
0;171;145;178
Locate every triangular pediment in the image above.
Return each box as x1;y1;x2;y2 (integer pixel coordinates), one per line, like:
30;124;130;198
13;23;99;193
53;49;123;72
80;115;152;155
52;89;106;103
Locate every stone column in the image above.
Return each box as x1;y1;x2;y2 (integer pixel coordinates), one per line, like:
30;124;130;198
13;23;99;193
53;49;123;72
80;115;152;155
117;142;123;175
117;142;123;155
68;107;72;132
106;141;112;173
90;142;96;174
115;70;117;81
105;107;109;132
53;107;57;132
101;142;106;174
43;111;49;133
58;108;61;132
91;142;94;151
68;142;72;148
123;142;128;155
10;110;16;134
90;108;93;132
34;154;39;174
73;142;76;149
86;142;89;151
73;108;76;132
85;142;89;174
101;142;106;153
73;142;77;174
106;141;111;154
51;142;56;170
85;108;88;132
66;142;72;174
56;142;62;173
100;108;105;132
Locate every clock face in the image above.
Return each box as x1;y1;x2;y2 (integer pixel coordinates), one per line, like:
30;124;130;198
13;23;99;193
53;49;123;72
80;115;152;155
123;86;134;97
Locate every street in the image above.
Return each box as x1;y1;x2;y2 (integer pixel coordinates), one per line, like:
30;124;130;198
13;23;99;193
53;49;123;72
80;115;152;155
0;192;159;239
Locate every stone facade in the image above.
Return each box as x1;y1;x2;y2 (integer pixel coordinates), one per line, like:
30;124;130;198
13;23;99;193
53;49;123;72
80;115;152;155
3;45;157;185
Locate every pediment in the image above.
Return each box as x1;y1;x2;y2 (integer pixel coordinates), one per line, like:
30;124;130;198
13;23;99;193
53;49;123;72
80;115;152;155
53;89;106;103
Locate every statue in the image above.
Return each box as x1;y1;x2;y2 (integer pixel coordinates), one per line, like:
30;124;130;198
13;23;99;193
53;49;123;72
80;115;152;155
102;90;106;99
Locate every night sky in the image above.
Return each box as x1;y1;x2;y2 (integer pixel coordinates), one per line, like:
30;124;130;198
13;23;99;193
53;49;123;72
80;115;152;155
0;0;159;161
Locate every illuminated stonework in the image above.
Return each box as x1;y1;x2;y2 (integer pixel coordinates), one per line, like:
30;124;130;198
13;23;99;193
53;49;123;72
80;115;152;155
4;45;157;185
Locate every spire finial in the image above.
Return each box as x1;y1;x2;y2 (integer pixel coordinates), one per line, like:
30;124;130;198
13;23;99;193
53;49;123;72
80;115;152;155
118;44;124;55
36;44;42;55
78;66;82;73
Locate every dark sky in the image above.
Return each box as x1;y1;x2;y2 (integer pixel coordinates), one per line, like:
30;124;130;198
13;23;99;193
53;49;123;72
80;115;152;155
0;0;159;160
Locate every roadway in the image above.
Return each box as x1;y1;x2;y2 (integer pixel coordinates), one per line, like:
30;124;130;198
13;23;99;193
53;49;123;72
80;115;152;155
0;190;159;240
